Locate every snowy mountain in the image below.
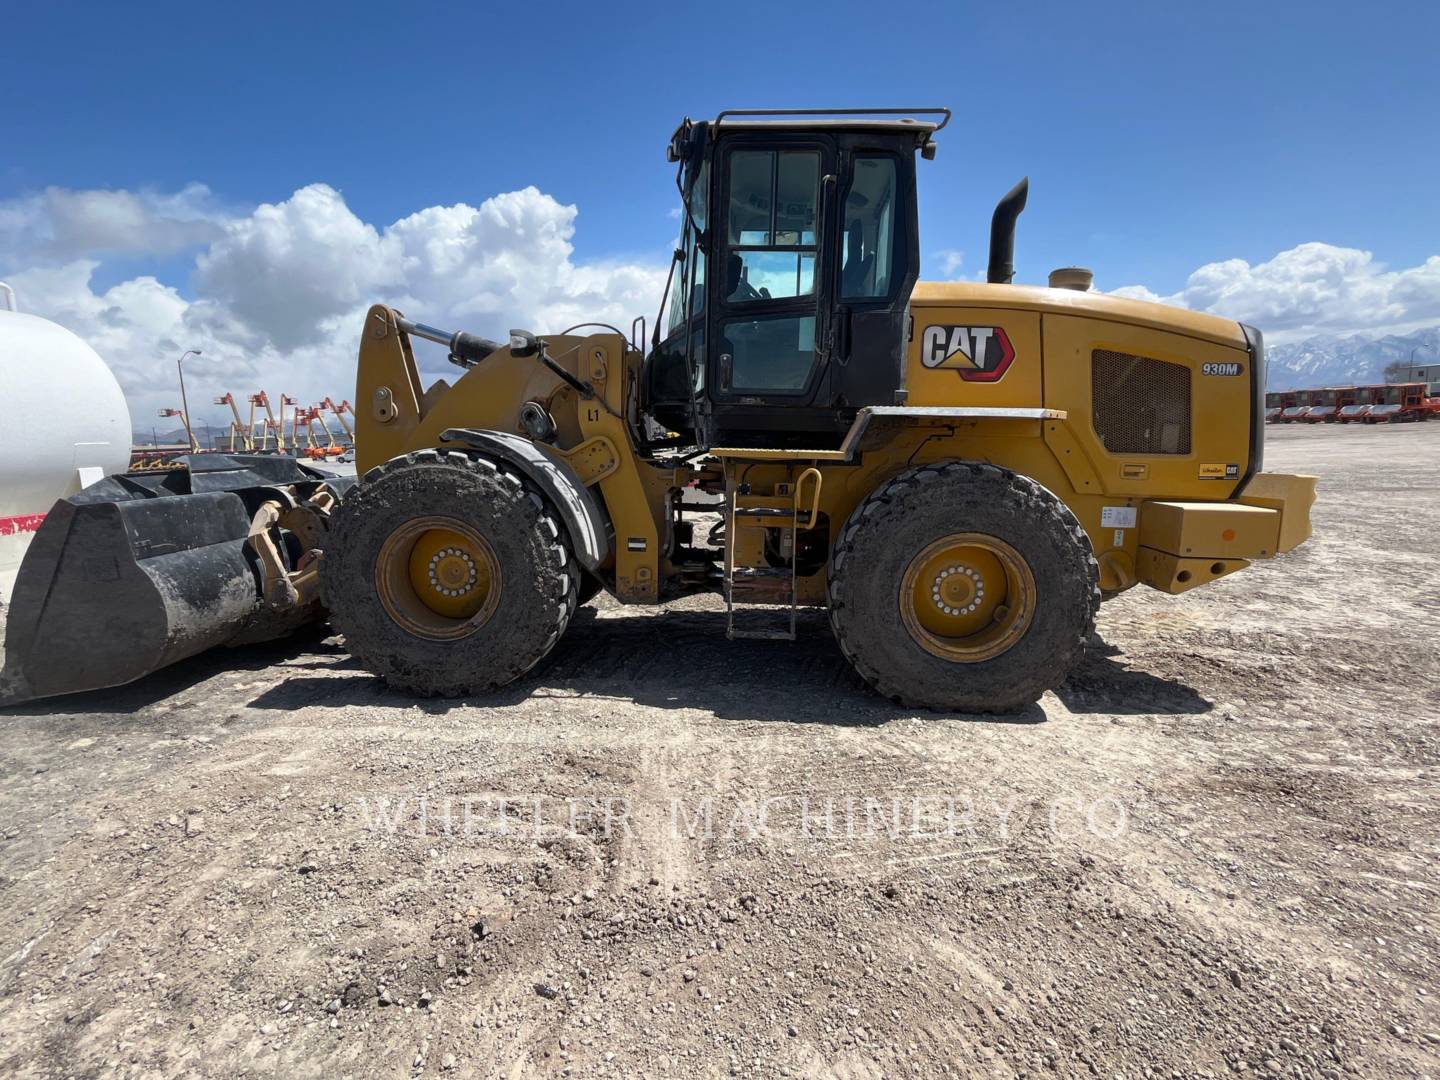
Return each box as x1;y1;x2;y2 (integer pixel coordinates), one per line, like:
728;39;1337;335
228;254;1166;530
132;424;230;447
1266;326;1440;389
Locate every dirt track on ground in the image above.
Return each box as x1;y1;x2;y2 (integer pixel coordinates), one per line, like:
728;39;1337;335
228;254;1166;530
1;422;1437;1078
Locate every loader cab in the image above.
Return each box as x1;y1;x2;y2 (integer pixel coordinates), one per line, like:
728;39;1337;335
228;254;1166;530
646;109;946;447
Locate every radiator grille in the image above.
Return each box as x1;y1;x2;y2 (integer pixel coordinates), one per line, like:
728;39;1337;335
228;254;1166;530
1091;350;1192;454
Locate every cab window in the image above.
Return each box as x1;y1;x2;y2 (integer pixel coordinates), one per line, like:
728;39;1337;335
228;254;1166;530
841;157;897;299
724;149;820;303
729;316;815;392
665;160;709;336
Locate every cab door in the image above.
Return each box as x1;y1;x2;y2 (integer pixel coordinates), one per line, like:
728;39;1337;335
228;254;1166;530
709;137;834;404
827;150;916;407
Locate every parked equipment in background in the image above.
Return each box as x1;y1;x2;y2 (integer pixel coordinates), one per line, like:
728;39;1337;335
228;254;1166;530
305;406;346;458
1;109;1317;711
1280;389;1316;422
250;392;281;451
215;393;254;452
280;395;300;451
158;407;198;451
1301;389;1342;423
1264;391;1295;422
1366;382;1435;422
321;397;356;447
1267;382;1436;425
292;407;318;457
1337;385;1382;423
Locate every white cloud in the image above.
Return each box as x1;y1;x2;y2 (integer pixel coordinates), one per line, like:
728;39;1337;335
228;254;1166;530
0;183;226;262
933;248;965;279
196;183;394;350
1111;242;1440;342
1107;283;1164;304
0;182;669;432
9;175;1436;440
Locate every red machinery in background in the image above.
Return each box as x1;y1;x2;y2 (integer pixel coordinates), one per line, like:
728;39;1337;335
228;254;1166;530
1366;382;1436;423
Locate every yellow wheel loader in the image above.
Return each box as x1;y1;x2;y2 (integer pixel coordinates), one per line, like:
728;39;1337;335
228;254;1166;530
1;108;1315;712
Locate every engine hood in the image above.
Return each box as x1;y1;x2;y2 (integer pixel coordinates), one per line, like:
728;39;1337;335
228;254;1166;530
910;281;1247;349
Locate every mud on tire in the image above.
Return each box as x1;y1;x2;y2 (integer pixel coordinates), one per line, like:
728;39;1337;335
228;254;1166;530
322;449;580;696
827;461;1099;712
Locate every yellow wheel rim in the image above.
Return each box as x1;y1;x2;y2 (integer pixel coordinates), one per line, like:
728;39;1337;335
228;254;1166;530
898;533;1035;662
375;516;501;640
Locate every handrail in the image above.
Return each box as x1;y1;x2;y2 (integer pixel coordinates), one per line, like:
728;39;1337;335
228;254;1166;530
0;282;15;312
713;107;951;132
794;467;823;528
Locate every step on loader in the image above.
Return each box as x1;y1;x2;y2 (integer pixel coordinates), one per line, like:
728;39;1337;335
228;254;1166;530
2;108;1316;712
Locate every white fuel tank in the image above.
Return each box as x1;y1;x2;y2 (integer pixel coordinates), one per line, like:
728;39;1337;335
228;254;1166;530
0;288;132;601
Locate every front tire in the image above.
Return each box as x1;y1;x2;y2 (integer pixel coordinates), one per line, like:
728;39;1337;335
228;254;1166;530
322;449;579;696
827;462;1099;712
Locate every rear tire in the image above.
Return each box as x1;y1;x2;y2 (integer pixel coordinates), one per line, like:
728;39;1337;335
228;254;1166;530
827;461;1099;712
322;449;579;696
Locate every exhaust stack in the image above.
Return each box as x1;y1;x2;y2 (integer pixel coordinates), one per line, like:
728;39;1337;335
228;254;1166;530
986;177;1029;284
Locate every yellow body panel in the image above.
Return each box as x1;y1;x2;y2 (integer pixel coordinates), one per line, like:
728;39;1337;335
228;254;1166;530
1140;501;1280;559
1135;550;1249;595
1041;314;1254;500
907;286;1258;502
905;308;1043;409
1236;472;1318;553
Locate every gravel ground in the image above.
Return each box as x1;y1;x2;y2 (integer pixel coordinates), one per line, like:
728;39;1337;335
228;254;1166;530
0;422;1437;1078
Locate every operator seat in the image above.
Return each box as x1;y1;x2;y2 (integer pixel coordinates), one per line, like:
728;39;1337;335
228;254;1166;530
725;252;744;300
841;219;873;296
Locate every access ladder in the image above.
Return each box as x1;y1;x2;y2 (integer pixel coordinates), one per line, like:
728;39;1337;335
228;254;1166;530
723;467;823;641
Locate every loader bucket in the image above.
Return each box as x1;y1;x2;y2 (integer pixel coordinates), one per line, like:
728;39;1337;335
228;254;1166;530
0;455;349;705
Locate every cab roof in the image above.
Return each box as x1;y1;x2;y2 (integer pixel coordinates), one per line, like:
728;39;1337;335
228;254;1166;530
712;107;950;132
669;108;949;161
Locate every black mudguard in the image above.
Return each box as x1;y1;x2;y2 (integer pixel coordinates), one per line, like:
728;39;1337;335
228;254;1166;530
1;455;351;705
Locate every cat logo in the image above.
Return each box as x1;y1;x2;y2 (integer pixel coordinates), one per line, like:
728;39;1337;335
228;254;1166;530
919;325;1016;382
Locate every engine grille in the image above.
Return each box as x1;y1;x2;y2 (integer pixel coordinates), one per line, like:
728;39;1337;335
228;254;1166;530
1091;350;1192;454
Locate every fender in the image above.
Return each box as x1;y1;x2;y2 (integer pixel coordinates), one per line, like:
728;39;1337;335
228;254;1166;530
438;427;613;571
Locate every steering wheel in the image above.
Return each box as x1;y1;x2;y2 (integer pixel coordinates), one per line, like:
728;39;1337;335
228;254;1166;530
732;278;764;302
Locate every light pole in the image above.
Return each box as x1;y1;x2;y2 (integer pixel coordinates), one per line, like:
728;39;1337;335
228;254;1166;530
1407;343;1432;383
176;348;203;452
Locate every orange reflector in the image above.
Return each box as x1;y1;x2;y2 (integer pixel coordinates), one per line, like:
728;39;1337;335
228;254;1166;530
1222;529;1236;542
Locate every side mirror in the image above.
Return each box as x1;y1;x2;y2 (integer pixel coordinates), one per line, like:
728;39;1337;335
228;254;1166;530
509;330;540;357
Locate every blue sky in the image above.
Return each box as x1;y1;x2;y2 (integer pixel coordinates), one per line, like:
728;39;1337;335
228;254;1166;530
2;1;1439;419
6;0;1437;289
